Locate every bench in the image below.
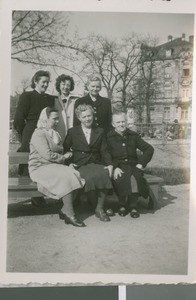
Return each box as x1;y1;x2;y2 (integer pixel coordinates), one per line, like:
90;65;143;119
8;152;42;199
8;152;164;209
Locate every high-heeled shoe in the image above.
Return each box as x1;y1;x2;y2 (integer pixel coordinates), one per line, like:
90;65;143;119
58;212;86;227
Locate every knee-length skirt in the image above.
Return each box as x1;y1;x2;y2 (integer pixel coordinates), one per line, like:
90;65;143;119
30;164;85;199
78;163;112;192
112;164;149;198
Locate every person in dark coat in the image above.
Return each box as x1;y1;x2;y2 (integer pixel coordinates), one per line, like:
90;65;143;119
64;104;113;222
14;70;55;176
73;75;112;133
107;111;154;218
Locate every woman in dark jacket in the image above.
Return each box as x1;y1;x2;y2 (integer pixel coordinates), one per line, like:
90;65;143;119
14;70;54;176
107;111;154;218
64;104;113;222
73;75;112;133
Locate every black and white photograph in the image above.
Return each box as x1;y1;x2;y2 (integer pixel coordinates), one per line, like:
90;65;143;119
0;0;196;285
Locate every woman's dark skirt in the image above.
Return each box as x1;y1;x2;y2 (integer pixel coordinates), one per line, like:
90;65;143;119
112;164;149;198
78;163;112;192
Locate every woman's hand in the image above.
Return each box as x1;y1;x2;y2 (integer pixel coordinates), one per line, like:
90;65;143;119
113;167;124;180
136;164;144;170
63;152;73;159
104;165;113;178
69;163;77;169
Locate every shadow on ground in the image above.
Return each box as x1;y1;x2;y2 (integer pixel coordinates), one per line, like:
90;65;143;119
7;185;177;219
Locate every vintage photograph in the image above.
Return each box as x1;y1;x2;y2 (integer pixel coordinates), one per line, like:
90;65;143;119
6;9;194;277
0;0;195;286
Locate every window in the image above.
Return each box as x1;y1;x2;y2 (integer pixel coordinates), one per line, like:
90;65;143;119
181;109;188;120
166;49;172;57
164;107;170;120
165;90;171;98
183;69;190;77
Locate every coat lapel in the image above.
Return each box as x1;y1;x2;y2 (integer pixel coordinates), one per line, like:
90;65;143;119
76;125;90;147
89;127;100;145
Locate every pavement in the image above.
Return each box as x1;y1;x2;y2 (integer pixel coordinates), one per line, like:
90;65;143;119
7;184;189;275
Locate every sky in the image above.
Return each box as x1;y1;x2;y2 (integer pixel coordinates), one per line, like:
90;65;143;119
11;12;194;95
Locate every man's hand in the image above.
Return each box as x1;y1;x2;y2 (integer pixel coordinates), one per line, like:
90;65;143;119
104;165;113;178
113;167;124;180
64;152;73;159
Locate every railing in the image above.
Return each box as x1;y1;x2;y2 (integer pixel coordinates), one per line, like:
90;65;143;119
128;122;191;145
9;119;191;145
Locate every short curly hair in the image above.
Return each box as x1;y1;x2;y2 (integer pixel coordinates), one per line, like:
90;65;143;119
31;70;50;89
75;104;94;120
86;74;102;88
55;74;75;94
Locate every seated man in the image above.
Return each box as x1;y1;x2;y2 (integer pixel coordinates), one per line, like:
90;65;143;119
107;111;154;218
63;104;113;222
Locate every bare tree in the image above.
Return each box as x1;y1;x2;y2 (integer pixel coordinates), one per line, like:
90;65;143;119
76;33;141;101
12;11;83;73
135;39;159;123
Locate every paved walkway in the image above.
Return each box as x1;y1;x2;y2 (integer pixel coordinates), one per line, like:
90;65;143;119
7;184;189;275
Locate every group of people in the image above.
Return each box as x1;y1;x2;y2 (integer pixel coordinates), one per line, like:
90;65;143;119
14;70;154;227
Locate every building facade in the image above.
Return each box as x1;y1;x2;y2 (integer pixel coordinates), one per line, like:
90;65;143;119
131;34;193;125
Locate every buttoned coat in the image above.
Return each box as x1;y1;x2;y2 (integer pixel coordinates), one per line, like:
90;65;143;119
13;90;54;152
107;128;154;198
73;94;112;133
63;125;112;168
107;129;154;168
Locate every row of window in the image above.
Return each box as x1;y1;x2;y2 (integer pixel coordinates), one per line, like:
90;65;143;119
164;107;189;120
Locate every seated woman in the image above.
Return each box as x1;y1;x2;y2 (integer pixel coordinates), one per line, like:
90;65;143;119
28;107;85;227
63;104;113;222
107;111;154;218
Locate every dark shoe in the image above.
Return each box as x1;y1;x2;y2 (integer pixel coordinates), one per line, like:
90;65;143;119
31;197;46;208
59;212;86;227
95;210;110;222
130;208;140;218
58;211;65;220
106;208;115;217
118;206;128;217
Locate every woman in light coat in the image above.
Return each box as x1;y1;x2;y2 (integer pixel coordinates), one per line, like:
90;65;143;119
28;107;86;227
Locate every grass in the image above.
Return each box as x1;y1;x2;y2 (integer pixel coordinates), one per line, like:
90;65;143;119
145;142;190;185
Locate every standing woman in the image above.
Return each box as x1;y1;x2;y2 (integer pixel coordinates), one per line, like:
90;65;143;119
29;107;85;227
54;74;78;141
14;70;54;176
73;75;112;133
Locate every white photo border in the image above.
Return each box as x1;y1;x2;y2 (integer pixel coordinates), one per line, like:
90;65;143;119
0;0;196;285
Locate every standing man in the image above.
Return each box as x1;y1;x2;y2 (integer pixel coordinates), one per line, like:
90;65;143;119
54;74;78;142
74;75;112;133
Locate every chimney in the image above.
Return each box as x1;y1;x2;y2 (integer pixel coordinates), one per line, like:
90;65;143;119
168;35;172;42
189;35;194;44
182;33;185;41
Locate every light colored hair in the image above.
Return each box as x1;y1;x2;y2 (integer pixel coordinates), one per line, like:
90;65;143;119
75;104;94;119
112;111;127;122
87;74;102;86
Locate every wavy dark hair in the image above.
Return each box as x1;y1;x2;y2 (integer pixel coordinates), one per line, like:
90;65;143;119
31;70;50;89
55;74;75;94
